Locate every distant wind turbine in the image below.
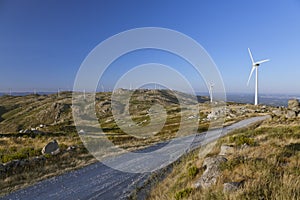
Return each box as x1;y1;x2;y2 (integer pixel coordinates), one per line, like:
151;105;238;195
247;48;270;105
208;82;214;103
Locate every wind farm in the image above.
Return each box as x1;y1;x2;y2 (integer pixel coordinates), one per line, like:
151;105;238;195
0;1;300;200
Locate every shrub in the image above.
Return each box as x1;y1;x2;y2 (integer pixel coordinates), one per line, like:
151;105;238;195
219;156;245;171
0;147;40;163
175;188;193;200
229;134;255;146
187;165;199;178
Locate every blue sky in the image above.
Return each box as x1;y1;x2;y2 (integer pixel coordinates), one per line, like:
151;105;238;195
0;0;300;94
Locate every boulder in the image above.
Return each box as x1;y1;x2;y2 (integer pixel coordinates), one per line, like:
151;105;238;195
223;181;243;193
194;156;227;189
272;109;284;117
286;110;297;119
42;140;60;155
288;99;299;112
219;145;234;156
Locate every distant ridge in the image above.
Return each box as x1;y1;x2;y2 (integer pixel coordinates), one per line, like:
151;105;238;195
1;91;299;107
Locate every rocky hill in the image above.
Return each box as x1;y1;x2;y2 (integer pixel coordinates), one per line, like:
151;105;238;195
0;90;209;134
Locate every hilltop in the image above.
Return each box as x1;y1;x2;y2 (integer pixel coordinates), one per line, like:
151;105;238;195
0;89;285;196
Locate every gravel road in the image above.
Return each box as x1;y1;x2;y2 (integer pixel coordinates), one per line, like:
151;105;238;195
1;115;270;200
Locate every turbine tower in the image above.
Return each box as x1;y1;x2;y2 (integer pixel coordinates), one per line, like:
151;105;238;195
208;82;214;103
247;48;270;105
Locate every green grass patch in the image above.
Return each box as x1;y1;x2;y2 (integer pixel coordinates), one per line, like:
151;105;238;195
174;187;193;200
229;134;256;146
187;165;199;178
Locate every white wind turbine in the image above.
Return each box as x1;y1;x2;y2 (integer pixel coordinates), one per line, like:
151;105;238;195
208;82;214;103
247;48;270;105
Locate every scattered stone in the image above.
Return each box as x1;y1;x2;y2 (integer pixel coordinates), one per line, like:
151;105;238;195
67;146;76;151
223;181;243;193
194;156;227;189
219;145;234;156
42;140;60;155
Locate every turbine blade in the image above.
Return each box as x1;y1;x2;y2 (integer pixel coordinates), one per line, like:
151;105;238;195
247;67;255;86
248;48;254;64
255;59;270;65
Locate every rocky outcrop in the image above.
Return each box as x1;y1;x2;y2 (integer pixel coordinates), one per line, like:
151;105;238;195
288;99;299;112
42;140;60;155
194;156;227;188
272;108;285;117
286;110;297;119
272;99;300;119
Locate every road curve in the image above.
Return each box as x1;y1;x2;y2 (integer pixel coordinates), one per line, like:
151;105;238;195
1;115;270;200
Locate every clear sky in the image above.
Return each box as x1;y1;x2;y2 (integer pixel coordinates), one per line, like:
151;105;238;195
0;0;300;94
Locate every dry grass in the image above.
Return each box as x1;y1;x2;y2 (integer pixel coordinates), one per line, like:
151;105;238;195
147;119;300;200
0;91;275;198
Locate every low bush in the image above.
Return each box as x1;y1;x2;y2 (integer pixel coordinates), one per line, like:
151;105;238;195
229;134;256;146
219;156;245;171
187;165;199;178
174;188;193;200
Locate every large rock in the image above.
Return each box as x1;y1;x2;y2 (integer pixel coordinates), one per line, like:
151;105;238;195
286;110;297;119
272;108;284;117
42;140;60;155
194;156;227;188
219;145;234;156
288;99;299;112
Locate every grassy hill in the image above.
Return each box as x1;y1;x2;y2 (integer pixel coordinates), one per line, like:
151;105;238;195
0;89;273;196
